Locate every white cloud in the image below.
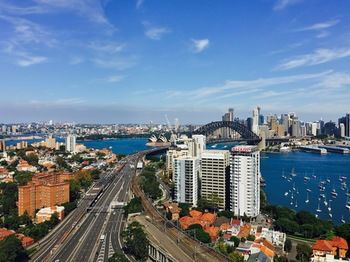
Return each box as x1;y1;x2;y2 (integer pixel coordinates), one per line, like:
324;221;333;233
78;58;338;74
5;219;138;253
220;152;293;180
191;39;210;53
295;19;340;32
315;72;350;89
167;71;332;100
276;48;350;70
17;55;48;67
69;56;84;65
143;22;170;40
316;31;331;38
106;75;125;83
88;41;125;53
0;15;55;46
274;0;303;10
92;56;137;70
136;0;144;9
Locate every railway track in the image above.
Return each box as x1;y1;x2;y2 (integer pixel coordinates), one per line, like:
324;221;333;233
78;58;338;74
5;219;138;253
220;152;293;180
131;176;230;262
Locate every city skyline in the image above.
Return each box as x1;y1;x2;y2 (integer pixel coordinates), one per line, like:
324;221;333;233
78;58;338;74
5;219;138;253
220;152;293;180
1;0;350;123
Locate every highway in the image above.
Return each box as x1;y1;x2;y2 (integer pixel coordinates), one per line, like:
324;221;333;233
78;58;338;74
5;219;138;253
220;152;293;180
49;154;138;262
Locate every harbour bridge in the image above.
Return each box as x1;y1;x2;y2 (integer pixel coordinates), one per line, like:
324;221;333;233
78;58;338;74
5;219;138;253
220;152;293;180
192;121;289;145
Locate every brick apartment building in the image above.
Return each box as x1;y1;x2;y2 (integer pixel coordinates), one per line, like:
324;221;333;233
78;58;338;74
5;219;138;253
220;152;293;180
18;172;71;217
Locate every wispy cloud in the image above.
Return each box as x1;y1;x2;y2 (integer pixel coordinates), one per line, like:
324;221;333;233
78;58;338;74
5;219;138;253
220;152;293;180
276;48;350;70
69;56;84;65
274;0;303;10
0;15;55;46
295;19;340;32
143;22;170;40
136;0;144;9
88;41;125;53
167;71;332;100
191;39;210;53
17;54;47;67
105;75;125;83
92;56;137;70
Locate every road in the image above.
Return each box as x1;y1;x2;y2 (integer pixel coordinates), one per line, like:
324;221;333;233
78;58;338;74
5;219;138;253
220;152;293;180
30;162;123;262
49;154;138;262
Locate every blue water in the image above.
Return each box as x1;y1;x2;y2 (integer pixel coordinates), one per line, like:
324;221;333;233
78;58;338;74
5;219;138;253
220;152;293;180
81;138;150;155
261;151;350;225
5;137;350;223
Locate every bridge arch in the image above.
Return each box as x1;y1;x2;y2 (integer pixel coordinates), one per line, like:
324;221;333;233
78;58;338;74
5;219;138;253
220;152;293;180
192;121;260;143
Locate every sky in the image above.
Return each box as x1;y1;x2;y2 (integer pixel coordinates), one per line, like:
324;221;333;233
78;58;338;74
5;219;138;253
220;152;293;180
0;0;350;124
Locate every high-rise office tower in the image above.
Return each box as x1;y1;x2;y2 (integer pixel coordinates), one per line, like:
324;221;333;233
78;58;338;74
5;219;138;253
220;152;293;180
291;119;301;137
230;146;260;217
252;107;259;135
173;156;200;206
311;122;318;136
201;150;230;210
340;123;345;138
222;108;234;138
0;139;5;152
339;114;350;137
65;134;76;153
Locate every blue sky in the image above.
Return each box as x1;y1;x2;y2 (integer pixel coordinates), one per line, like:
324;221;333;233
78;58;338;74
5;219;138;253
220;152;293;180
0;0;350;124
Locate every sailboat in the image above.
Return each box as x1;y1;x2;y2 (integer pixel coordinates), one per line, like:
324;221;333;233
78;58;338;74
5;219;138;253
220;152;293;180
316;199;322;212
295;199;298;208
284;192;289;196
305;192;309;203
291;168;297;177
328;201;332;212
341;216;346;223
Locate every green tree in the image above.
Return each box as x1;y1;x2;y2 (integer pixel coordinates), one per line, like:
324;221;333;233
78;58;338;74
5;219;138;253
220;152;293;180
284;239;292;253
228;252;244;262
122;221;149;261
230;236;240;247
123;197;143;216
48;212;60;228
274;256;289;262
108;252;128;262
14;171;33;186
187;224;211;243
0;235;29;262
247;235;255;241
296;243;312;262
178;203;190;217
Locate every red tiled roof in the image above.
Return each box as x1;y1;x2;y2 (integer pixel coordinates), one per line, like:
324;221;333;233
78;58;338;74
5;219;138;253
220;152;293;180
312;240;333;252
189;210;202;218
331;236;348;250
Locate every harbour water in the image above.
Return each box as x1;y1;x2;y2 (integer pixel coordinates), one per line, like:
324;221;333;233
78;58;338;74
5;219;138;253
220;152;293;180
5;137;350;224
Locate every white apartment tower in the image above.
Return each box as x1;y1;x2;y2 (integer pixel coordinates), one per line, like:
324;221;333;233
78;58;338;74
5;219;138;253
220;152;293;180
173;156;200;206
191;135;206;157
230;145;260;217
252;107;259;135
201;150;230;210
65;134;76;153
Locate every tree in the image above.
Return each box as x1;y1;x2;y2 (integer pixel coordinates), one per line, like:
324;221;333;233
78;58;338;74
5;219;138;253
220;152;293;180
48;212;60;228
228;252;244;262
274;256;288;262
284;239;292;253
247;235;255;241
296;243;312;262
62;202;77;215
230;236;240;247
187;224;211;243
123;197;143;216
14;171;33;186
178;203;190;217
122;221;149;261
0;235;29;262
108;252;128;262
217;210;235;219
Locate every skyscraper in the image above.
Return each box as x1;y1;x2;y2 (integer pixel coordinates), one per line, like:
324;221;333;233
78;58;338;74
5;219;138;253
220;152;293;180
173;156;200;206
230;146;260;217
65;134;76;153
201;150;230;210
252;107;259;135
339;114;350;137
